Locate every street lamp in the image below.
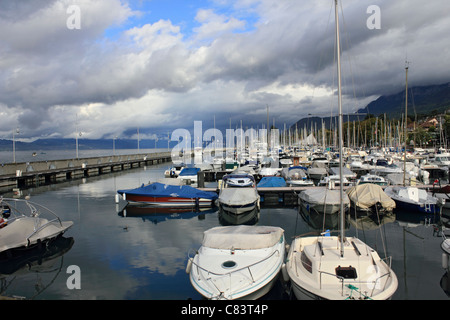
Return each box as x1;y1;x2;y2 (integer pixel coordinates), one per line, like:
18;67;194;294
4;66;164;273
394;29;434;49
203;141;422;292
113;136;118;156
76;131;82;159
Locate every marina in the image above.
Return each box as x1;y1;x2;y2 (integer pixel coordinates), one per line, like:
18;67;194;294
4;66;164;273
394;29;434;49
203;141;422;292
0;150;449;300
1;0;450;304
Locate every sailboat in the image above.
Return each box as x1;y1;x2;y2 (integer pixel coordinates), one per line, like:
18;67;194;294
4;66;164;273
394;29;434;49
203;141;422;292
383;60;442;214
284;0;398;300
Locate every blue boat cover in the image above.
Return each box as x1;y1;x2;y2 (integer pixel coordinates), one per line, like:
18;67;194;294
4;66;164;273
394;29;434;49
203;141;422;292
178;167;200;176
289;166;308;171
257;176;286;188
118;182;218;200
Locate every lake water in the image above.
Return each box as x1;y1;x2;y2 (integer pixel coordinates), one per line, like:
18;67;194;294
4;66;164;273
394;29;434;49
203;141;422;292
0;158;449;302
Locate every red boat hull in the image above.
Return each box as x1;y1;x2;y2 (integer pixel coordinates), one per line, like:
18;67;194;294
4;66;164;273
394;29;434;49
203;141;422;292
122;194;214;207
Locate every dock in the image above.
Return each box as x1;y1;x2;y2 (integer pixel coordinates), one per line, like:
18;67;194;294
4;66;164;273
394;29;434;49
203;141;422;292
0;152;172;190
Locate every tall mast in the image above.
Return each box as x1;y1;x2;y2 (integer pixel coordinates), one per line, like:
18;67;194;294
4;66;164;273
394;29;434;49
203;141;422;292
403;62;409;186
335;0;345;256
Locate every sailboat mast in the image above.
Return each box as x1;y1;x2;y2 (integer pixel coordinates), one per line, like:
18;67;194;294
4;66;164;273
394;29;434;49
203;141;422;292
335;0;345;256
403;63;409;186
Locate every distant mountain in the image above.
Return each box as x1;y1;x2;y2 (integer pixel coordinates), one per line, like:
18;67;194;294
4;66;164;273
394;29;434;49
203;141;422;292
291;82;450;131
358;82;450;118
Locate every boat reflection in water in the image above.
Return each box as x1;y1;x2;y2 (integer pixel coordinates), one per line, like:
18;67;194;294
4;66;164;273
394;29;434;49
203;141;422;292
218;206;260;226
117;205;218;225
0;236;74;299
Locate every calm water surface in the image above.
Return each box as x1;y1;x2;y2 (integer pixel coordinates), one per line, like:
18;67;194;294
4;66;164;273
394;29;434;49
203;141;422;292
0;161;449;300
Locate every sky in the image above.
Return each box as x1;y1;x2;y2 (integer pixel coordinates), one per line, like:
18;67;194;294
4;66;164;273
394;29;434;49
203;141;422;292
1;0;450;142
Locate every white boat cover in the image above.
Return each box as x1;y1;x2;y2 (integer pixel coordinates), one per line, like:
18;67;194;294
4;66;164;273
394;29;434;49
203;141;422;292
202;225;284;250
346;184;396;210
0;217;73;253
386;173;413;185
330;167;356;177
385;186;437;204
299;188;349;206
219;188;258;206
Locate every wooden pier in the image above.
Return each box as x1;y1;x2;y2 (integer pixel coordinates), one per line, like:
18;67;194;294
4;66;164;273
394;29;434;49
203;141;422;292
0;151;173;190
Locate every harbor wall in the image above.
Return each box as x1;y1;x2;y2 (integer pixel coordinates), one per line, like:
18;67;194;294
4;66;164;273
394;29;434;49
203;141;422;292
0;151;173;190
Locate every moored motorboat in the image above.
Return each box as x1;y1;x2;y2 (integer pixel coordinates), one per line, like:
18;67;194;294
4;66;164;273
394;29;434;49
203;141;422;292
218;174;260;214
298;187;350;215
117;182;218;207
187;225;285;300
384;186;442;214
346;184;396;216
357;174;388;186
177;167;200;185
0;198;73;257
283;166;314;186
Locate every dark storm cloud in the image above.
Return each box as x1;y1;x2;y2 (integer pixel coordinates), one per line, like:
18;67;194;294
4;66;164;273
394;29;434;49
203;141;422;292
0;0;449;139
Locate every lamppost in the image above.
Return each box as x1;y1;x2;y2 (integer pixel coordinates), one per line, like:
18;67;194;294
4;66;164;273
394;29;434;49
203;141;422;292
76;131;82;159
13;127;19;163
113;136;118;156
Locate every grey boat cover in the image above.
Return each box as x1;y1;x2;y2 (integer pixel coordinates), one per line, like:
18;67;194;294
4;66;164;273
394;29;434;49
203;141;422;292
298;188;349;206
307;166;327;175
202;225;284;250
219;188;259;206
346;184;396;210
330;167;356;177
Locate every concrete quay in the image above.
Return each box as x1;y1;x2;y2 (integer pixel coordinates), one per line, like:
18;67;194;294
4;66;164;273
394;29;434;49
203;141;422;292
0;151;172;190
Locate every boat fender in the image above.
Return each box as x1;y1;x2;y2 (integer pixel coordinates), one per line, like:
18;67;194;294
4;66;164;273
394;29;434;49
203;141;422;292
186;257;193;274
285;243;290;253
115;194;120;204
443;253;449;270
281;263;289;282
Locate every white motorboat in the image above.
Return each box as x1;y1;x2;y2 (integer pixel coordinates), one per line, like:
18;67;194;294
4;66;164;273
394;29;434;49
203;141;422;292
432;153;450;167
442;236;450;256
284;0;397;300
164;162;185;178
218;174;260;214
307;163;328;180
0;198;73;257
187;225;285;300
177;167;200;185
384;186;442;214
298;187;350;215
357;174;388;186
318;175;352;187
329;167;356;181
259;167;281;177
283;166;314;186
441;234;450;270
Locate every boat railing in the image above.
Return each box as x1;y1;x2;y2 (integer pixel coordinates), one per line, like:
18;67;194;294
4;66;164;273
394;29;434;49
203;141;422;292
188;248;281;298
1;197;65;246
317;256;395;298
